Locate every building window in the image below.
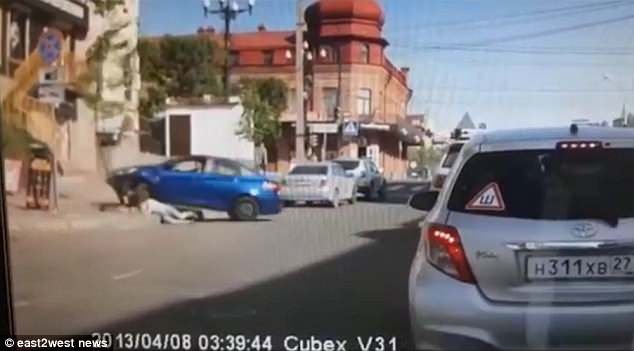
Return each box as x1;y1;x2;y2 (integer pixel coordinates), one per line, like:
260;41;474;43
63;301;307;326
319;45;333;62
357;88;372;116
262;50;274;65
9;11;27;61
228;51;239;66
287;88;296;112
322;87;337;118
360;43;370;64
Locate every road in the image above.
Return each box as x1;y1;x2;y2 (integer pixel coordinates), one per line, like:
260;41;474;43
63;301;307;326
9;182;428;350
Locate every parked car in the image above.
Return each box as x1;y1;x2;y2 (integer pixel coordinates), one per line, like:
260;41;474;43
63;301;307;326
407;161;432;183
107;155;282;221
280;162;356;207
430;141;464;191
333;158;386;201
408;126;634;350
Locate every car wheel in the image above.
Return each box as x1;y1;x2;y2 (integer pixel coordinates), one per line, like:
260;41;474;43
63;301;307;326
349;186;358;204
331;189;340;208
133;183;150;206
231;196;260;221
377;182;387;202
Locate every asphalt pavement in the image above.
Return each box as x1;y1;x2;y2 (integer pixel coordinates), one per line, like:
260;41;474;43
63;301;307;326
9;182;429;350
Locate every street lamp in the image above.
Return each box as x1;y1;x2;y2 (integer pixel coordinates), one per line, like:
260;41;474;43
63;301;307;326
603;73;633;121
204;0;256;99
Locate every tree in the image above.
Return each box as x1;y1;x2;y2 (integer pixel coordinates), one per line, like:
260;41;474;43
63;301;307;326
236;78;288;170
137;36;221;119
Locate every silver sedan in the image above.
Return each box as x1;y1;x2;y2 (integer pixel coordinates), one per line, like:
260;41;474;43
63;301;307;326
408;126;634;350
280;162;357;207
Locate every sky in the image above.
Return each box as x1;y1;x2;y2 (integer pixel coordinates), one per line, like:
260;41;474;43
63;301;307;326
139;0;634;132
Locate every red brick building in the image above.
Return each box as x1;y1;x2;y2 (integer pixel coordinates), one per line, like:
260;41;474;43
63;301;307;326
204;0;422;178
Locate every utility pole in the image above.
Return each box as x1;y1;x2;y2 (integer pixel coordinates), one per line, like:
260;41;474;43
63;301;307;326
294;0;306;161
206;0;255;99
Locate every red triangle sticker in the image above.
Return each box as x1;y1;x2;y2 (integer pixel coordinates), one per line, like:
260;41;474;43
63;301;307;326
466;183;506;211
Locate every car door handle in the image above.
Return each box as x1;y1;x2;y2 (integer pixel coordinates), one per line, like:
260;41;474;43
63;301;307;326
506;240;634;251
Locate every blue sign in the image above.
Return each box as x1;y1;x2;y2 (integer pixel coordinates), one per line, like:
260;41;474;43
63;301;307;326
342;120;359;137
38;29;64;66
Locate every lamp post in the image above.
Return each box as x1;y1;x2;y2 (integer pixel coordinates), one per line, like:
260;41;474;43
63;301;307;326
603;73;633;127
205;0;255;99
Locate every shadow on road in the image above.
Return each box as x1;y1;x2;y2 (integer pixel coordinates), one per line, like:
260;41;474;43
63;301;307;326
383;181;430;205
87;220;422;350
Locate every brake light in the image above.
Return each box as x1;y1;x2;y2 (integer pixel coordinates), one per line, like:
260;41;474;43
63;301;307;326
432;174;446;189
262;181;281;193
557;141;602;150
426;224;475;284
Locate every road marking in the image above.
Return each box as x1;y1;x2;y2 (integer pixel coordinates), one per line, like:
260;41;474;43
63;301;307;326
14;300;30;308
112;269;143;281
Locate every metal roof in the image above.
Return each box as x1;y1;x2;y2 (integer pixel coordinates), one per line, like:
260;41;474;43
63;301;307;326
472;126;634;145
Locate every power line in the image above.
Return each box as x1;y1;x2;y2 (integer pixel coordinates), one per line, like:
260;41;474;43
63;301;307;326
390;43;634;56
465;12;634;46
389;0;632;31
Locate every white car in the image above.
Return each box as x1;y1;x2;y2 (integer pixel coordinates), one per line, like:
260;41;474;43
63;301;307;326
280;162;357;207
408;125;634;350
333;158;387;201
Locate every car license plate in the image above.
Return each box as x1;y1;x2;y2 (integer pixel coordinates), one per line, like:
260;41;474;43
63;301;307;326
527;255;634;280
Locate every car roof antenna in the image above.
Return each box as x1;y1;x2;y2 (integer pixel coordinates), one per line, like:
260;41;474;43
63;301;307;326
570;123;579;135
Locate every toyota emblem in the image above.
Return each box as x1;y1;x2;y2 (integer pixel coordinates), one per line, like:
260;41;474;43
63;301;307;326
570;223;598;239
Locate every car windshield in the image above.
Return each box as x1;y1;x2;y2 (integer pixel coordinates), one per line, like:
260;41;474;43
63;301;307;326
334;160;360;171
289;166;329;175
449;149;634;221
442;143;464;168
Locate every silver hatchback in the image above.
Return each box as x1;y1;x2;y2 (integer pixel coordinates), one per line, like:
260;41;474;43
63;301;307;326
408;126;634;350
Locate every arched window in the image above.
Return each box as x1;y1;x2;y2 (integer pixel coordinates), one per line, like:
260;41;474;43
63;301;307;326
360;43;370;64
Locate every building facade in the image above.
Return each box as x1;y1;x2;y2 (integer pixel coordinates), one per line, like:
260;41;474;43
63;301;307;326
196;0;421;179
0;0;141;173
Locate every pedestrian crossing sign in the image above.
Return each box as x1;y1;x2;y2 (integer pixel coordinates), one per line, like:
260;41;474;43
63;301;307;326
466;182;506;211
342;120;359;137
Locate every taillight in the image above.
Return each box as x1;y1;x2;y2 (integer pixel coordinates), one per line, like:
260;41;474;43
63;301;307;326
432;174;446;189
425;223;475;284
262;181;281;193
557;141;602;150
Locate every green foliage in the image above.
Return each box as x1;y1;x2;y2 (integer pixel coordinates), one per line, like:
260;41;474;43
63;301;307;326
237;78;288;145
137;36;222;119
1;121;36;159
415;146;442;169
90;0;125;16
159;36;221;97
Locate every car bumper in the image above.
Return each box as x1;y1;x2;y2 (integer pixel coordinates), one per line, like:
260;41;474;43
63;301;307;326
409;257;634;350
257;195;282;215
279;187;332;202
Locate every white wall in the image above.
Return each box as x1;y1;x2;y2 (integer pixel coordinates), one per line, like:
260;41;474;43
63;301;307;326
165;104;254;163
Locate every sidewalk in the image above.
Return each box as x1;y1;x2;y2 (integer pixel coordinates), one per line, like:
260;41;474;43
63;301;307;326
6;173;157;235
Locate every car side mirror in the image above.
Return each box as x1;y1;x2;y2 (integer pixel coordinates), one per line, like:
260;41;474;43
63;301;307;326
408;191;439;212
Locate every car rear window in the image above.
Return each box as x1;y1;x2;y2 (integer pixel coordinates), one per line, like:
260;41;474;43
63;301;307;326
290;166;329;175
334;160;360;171
441;143;464;168
448;149;634;220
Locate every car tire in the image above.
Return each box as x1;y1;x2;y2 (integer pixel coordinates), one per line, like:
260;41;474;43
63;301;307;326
331;189;340;208
349;186;358;204
377;182;387;202
230;196;260;221
133;183;150;206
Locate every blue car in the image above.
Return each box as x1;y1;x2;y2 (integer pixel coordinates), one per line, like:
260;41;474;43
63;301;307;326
107;156;282;221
